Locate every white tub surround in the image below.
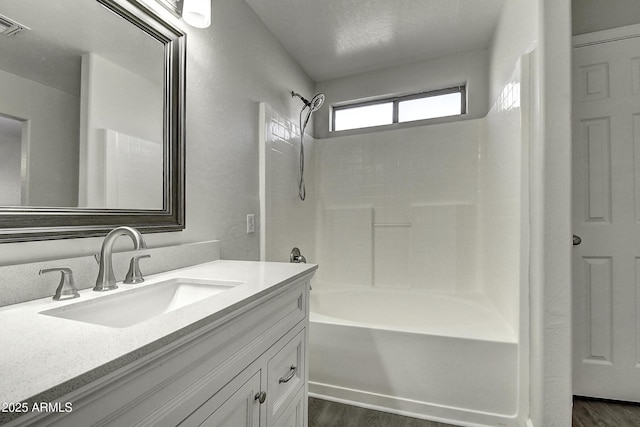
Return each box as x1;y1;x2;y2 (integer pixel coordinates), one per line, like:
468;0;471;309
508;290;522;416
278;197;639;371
0;260;317;426
257;39;532;422
259;102;317;265
295;57;531;427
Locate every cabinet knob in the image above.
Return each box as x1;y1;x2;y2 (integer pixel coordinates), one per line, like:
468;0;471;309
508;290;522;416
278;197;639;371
254;391;266;404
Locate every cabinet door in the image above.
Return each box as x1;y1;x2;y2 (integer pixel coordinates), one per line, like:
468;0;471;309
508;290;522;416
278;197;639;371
181;369;262;427
271;388;304;427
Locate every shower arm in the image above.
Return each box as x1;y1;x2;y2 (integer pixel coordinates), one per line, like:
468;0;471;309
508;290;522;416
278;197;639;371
291;91;311;107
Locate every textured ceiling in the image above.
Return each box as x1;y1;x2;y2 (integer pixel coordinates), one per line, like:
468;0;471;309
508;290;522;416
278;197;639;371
245;0;504;82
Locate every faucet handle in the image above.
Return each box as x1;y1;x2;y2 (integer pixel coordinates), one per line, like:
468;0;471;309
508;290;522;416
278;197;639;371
40;267;80;301
124;254;151;284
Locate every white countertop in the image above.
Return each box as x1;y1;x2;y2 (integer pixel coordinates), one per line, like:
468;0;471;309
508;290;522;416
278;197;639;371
0;260;317;408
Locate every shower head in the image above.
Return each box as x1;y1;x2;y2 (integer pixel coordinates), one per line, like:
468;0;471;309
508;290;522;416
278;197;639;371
309;93;325;112
291;90;325;202
291;91;325;112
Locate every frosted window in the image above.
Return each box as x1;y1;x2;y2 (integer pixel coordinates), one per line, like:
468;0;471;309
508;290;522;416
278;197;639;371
398;92;462;123
333;102;393;131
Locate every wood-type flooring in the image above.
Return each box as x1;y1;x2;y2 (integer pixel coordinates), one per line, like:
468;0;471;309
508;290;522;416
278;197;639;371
308;396;640;427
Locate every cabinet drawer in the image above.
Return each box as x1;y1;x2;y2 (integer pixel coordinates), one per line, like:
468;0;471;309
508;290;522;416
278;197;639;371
267;328;305;425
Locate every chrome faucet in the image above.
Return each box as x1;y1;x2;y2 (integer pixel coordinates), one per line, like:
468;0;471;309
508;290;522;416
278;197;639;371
94;226;147;291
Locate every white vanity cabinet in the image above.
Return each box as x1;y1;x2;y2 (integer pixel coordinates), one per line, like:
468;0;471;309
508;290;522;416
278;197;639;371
9;274;311;427
183;326;306;427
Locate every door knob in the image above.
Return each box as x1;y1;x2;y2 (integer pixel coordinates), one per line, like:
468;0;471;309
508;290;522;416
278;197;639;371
573;234;582;246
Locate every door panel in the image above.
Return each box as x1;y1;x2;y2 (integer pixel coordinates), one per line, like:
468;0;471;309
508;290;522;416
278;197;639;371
573;36;640;402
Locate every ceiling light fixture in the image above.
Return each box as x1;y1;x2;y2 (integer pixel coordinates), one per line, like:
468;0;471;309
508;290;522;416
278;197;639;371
182;0;211;28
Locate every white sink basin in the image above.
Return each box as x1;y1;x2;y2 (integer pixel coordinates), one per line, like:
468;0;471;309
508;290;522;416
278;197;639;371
40;278;241;328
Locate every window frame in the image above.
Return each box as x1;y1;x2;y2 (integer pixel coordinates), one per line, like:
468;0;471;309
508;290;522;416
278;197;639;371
331;85;467;132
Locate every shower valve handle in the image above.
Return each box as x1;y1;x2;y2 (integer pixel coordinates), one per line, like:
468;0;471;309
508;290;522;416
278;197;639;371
290;247;306;263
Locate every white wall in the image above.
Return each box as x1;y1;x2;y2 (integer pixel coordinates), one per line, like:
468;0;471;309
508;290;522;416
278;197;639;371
0;69;79;208
314;49;489;139
314;120;481;291
572;0;640;35
0;0;314;265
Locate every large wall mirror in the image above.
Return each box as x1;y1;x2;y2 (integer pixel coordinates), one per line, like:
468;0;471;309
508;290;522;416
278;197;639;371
0;0;185;242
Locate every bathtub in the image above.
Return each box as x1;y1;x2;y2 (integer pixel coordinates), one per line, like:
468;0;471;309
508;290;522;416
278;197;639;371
308;287;521;427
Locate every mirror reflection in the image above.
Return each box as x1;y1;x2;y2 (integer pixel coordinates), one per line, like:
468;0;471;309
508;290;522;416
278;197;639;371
0;0;165;210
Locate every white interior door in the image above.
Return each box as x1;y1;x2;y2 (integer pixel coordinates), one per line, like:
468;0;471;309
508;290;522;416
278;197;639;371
572;34;640;402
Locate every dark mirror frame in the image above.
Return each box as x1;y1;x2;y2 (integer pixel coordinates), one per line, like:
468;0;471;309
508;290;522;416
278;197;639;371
0;0;186;243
